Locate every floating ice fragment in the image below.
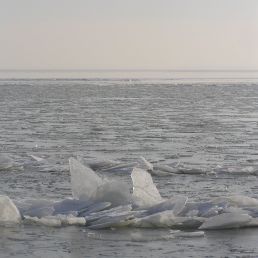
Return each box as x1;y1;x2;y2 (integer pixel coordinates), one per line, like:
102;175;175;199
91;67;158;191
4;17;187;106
199;212;252;230
30;154;45;162
0;195;21;224
131;167;163;208
213;195;258;207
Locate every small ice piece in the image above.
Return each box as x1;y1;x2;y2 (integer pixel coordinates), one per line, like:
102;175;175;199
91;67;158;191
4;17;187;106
136;157;153;171
0;195;21;223
146;196;188;216
30;155;45;162
131;167;163;208
69;158;103;200
199;212;252;230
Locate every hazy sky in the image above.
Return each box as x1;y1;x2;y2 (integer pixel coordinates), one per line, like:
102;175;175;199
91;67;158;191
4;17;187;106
1;0;258;70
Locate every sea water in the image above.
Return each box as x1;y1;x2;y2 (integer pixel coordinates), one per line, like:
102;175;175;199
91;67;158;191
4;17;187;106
1;70;258;257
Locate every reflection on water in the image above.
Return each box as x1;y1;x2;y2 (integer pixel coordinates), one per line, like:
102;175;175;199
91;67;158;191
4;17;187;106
1;225;258;258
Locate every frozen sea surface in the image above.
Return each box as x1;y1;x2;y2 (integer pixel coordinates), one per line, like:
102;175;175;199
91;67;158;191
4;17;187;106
1;70;258;257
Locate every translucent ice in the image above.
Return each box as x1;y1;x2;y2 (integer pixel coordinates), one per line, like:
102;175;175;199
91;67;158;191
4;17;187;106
69;158;131;206
213;195;258;207
85;205;132;223
199;212;252;230
93;180;131;207
77;202;112;216
131;210;177;228
17;199;55;218
0;195;21;223
146;196;188;216
53;198;92;215
69;157;103;200
131;167;163;208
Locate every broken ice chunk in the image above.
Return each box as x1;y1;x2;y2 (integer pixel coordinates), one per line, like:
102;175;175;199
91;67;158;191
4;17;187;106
131;167;163;208
199;212;252;230
0;195;21;224
69;158;102;200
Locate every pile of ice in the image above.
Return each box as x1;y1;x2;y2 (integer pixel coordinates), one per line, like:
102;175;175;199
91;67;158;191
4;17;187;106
2;157;258;231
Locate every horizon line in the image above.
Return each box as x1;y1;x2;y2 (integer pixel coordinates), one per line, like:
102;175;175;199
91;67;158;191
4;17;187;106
1;68;258;73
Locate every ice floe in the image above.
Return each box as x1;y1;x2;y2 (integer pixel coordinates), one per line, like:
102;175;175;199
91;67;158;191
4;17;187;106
2;157;258;234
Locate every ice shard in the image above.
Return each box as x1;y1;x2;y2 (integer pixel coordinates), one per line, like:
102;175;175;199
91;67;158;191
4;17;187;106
69;157;103;200
0;195;21;223
131;167;163;208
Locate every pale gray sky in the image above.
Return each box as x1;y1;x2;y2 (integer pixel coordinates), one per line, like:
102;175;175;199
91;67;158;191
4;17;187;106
0;0;258;70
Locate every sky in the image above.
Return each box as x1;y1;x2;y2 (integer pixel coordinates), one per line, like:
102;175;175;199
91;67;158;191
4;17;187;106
0;0;258;70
